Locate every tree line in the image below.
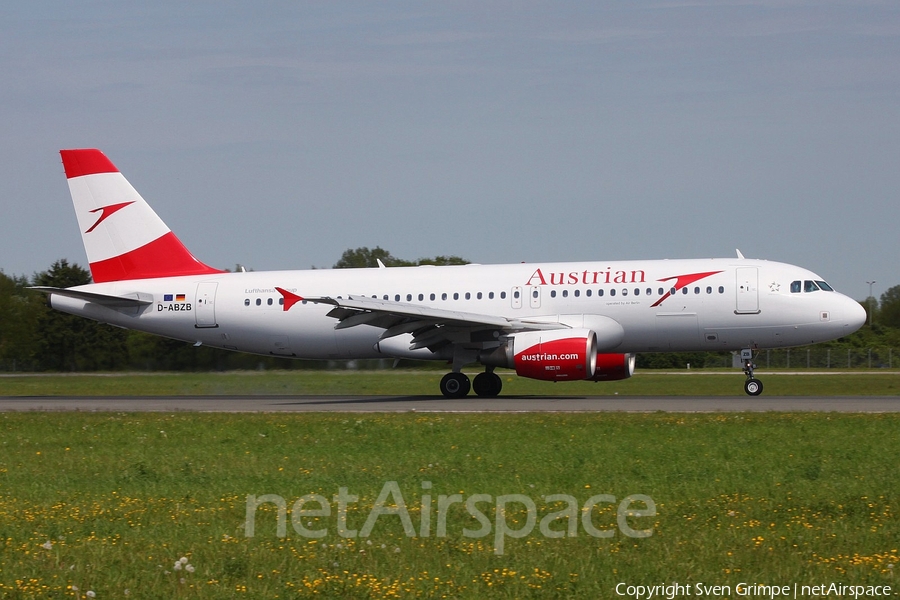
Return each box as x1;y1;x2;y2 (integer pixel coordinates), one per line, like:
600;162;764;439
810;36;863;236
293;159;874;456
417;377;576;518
1;249;898;372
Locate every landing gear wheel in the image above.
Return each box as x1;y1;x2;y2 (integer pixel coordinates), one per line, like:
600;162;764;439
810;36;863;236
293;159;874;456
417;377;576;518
473;372;503;397
440;372;471;398
740;350;763;396
744;378;763;396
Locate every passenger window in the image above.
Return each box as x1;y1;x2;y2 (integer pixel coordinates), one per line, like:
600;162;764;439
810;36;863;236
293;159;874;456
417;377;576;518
706;286;712;294
694;287;700;294
489;292;495;299
255;298;261;306
646;288;652;296
442;293;448;300
658;288;664;295
634;288;640;296
790;281;801;293
279;298;284;305
610;289;616;297
244;299;250;306
804;280;819;293
395;294;400;301
418;293;424;301
598;289;604;297
574;290;580;297
383;295;389;300
513;290;520;299
682;288;688;295
466;292;471;300
430;293;436;301
586;289;592;297
477;292;483;300
562;290;568;298
501;291;507;299
453;292;459;300
407;294;412;301
622;289;628;296
550;290;557;298
718;286;724;294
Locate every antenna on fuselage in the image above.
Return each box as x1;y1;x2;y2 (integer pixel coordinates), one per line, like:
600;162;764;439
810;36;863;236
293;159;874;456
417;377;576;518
735;249;745;259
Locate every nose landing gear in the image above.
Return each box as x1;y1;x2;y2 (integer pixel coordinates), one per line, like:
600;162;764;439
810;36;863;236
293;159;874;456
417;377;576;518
741;349;763;396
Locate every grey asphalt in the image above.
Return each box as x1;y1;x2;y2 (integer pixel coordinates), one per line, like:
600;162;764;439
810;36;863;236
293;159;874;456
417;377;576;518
1;395;899;412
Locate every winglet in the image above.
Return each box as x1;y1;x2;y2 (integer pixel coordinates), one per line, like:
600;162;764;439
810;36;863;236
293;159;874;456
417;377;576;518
275;287;303;311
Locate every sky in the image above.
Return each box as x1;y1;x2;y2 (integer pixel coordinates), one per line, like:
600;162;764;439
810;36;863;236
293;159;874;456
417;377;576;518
1;1;897;300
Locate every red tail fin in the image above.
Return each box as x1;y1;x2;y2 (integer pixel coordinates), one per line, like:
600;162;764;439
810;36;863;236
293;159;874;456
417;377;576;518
61;149;224;283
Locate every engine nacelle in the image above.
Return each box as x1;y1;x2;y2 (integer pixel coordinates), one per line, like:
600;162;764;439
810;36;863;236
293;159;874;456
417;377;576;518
481;328;598;381
589;353;636;381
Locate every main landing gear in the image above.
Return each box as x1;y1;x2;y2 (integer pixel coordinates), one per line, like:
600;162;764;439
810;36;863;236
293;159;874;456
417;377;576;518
440;370;502;398
741;349;763;396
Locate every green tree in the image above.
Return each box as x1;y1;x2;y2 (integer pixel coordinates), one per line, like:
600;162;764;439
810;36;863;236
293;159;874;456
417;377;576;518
879;285;900;329
334;247;413;268
334;247;469;268
0;271;43;370
32;259;129;371
415;255;469;266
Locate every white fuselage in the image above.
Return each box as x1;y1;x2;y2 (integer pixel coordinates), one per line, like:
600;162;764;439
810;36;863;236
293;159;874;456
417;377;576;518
51;257;866;361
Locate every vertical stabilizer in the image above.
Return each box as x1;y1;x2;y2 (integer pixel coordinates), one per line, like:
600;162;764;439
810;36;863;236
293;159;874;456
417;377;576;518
60;149;223;283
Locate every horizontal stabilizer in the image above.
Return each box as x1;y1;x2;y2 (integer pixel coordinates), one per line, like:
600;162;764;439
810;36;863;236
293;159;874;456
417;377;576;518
29;286;153;308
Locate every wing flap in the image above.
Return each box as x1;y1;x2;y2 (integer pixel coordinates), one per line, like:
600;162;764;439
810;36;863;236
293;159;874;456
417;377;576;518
304;294;567;350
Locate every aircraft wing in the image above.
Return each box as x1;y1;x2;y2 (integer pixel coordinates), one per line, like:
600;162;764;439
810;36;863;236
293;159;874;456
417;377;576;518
302;294;566;350
29;286;153;308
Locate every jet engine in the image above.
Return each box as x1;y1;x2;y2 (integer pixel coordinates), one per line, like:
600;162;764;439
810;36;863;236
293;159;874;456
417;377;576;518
589;352;636;381
480;328;636;383
480;328;598;381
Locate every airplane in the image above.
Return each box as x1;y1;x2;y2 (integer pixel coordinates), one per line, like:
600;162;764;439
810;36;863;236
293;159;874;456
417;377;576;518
33;149;867;397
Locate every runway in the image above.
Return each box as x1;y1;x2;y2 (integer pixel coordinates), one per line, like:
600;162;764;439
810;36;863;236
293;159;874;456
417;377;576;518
1;395;899;412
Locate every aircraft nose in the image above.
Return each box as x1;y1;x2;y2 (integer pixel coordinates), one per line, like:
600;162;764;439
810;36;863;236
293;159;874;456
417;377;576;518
842;295;867;332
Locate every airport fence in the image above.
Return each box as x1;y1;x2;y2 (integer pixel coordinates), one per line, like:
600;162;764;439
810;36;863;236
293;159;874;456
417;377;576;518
637;348;899;370
750;347;895;370
1;350;897;373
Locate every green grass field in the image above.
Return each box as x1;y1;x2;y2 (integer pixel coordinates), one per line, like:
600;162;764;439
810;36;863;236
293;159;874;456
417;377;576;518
1;411;898;598
1;369;900;397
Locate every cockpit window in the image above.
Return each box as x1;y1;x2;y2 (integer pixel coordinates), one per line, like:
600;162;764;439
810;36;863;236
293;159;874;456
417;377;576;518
804;280;820;293
790;281;801;293
816;280;834;292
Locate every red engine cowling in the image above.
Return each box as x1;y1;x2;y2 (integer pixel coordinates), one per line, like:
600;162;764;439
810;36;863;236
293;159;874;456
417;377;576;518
481;329;598;381
589;353;636;381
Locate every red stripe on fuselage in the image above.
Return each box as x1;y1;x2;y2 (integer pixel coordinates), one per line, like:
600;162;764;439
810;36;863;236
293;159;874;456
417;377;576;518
88;232;224;283
61;149;119;179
